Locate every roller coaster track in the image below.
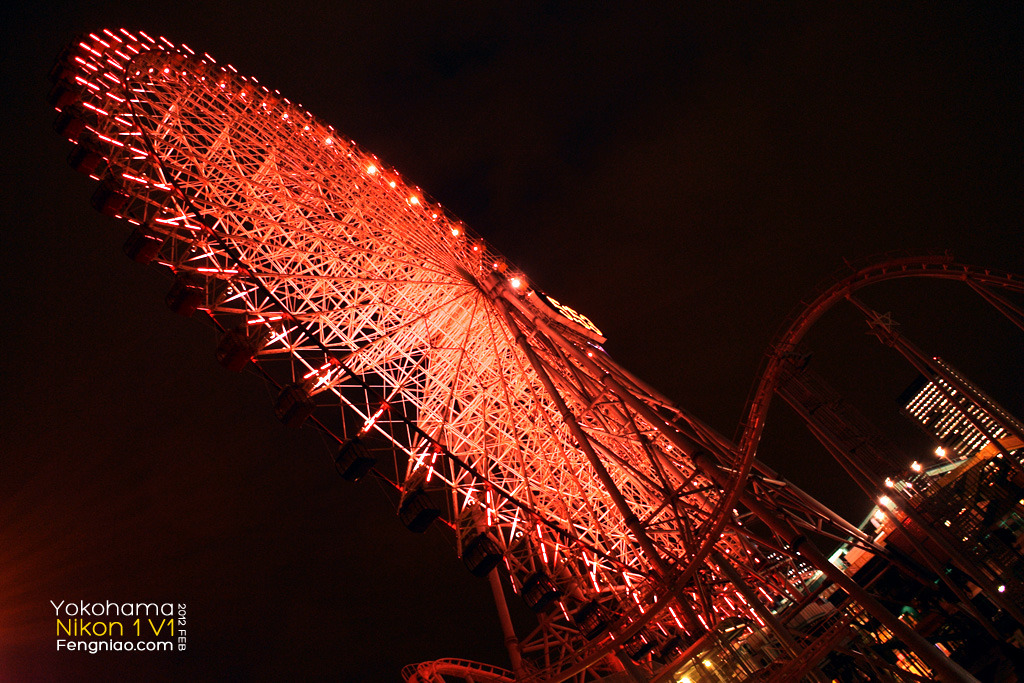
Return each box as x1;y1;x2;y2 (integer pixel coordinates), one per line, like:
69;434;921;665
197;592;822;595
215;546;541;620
737;250;1024;496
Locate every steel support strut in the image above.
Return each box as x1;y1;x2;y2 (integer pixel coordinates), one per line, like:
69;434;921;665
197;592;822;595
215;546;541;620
487;570;526;680
965;278;1024;333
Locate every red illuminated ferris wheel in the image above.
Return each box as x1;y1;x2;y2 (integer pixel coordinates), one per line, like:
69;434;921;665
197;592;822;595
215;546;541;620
48;28;768;679
50;29;1000;683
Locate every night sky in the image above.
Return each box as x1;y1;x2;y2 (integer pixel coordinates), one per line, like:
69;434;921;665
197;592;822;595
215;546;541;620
2;3;1022;681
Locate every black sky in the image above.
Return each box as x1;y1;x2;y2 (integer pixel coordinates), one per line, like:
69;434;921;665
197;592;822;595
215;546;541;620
2;3;1022;681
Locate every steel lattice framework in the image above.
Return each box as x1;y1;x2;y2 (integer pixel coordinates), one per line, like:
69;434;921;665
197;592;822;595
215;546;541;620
50;29;1008;683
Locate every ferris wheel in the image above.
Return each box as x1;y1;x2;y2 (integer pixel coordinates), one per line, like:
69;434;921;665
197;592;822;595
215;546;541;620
49;28;769;679
51;29;990;683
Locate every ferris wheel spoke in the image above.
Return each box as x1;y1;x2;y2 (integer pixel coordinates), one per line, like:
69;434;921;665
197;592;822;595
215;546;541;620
422;291;487;459
445;305;645;584
480;306;636;569
521;329;701;567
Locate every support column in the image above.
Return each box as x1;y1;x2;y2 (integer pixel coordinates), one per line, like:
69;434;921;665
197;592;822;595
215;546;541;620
487;569;525;680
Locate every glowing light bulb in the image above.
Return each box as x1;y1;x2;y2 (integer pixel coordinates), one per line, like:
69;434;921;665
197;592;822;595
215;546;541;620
450;227;460;237
884;477;894;488
879;495;892;507
324;137;333;145
389;180;396;188
911;461;922;473
510;277;522;289
409;196;419;205
366;164;377;175
935;446;947;457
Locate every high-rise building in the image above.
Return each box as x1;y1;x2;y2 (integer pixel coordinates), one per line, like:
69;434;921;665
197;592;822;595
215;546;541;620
898;358;1024;459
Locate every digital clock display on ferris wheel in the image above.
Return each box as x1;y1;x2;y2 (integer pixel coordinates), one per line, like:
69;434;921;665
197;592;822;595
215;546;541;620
532;291;605;343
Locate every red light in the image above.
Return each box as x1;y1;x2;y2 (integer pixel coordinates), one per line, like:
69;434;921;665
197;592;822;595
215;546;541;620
96;133;125;148
360;402;390;435
81;102;109;116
